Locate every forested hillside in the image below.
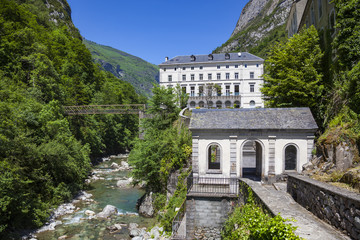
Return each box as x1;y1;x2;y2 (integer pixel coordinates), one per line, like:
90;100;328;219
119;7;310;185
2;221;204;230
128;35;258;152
0;0;141;237
84;40;159;97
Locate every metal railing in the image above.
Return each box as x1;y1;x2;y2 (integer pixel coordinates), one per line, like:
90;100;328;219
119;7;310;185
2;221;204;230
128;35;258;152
63;104;145;115
171;199;187;239
187;176;239;195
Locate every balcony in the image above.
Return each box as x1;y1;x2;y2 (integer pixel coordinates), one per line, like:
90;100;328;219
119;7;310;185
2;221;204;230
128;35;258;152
187;174;239;197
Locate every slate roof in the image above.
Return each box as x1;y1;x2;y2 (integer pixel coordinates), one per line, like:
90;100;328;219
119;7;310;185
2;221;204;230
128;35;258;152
159;52;263;66
189;108;318;131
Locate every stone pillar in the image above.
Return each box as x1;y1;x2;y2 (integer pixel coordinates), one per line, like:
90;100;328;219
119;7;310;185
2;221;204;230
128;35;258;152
229;136;237;177
307;136;315;161
192;136;199;177
186;198;195;240
268;136;276;174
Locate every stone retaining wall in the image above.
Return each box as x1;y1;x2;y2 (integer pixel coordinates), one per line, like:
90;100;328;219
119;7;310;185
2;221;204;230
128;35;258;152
287;174;360;239
186;196;235;239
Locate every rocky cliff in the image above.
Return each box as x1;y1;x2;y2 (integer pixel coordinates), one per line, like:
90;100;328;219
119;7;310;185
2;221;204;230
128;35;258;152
214;0;293;58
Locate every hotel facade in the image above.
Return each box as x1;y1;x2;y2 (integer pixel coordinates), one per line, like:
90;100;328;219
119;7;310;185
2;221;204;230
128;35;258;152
159;53;264;109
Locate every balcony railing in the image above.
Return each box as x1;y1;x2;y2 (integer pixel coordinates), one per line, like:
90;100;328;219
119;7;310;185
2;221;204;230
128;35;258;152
187;175;239;196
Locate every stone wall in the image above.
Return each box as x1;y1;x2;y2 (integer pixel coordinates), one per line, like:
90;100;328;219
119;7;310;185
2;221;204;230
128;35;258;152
287;174;360;239
186;196;235;239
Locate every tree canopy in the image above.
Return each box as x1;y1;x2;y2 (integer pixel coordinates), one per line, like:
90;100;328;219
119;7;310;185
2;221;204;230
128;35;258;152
261;26;324;120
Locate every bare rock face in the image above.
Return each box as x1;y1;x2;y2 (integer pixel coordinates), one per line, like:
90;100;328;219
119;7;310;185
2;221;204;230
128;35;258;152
216;0;293;54
138;192;155;217
335;143;354;171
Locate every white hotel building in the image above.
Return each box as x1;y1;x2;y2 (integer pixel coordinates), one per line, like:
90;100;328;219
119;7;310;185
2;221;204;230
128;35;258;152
159;52;264;109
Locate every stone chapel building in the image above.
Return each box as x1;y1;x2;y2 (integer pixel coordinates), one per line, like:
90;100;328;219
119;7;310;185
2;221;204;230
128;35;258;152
189;107;318;182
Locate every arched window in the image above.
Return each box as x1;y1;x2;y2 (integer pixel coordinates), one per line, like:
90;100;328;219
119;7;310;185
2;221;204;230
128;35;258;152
216;101;222;108
208;144;221;170
190;101;196;108
199;101;205;108
234;101;240;108
249;100;255;107
285;145;297;170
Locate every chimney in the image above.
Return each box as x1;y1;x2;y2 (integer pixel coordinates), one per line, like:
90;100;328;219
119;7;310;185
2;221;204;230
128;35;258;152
165;56;169;61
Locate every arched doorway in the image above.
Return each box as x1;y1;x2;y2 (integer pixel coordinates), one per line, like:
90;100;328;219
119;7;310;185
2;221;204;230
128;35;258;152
225;101;231;108
241;140;263;179
285;145;297;171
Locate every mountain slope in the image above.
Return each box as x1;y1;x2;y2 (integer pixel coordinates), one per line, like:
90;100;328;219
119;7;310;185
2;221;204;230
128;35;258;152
214;0;292;58
84;40;159;97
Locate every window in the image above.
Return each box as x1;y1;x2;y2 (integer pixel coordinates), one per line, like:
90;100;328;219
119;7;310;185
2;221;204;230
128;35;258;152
235;72;239;79
199;86;204;96
191;67;194;70
190;86;195;97
256;64;259;68
234;100;240;108
168;75;172;82
249;100;255;107
225;53;230;59
182;86;186;94
234;85;239;96
182;67;186;70
199;74;203;80
200;66;203;70
250;72;254;79
244;64;247;68
217;86;221;96
190;101;196;108
318;0;323;19
217;73;221;80
250;84;255;92
310;2;315;25
208;73;212;80
285;145;297;170
208;144;221;170
199;101;205;108
225;100;231;108
217;65;220;69
226;73;230;80
163;68;166;71
216;101;222;108
235;65;238;68
174;68;177;71
191;74;195;81
226;65;229;69
182;74;186;81
225;85;230;96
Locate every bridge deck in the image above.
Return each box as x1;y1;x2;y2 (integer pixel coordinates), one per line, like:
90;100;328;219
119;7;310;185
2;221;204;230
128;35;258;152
63;104;145;115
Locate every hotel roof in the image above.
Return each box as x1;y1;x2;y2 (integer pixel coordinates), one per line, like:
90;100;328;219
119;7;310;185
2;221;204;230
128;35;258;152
159;52;263;66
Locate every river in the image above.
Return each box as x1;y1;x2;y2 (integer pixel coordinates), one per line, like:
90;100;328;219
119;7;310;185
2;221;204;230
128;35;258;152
35;155;155;240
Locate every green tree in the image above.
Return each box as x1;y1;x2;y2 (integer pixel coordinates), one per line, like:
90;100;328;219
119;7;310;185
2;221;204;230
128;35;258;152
333;0;360;70
261;26;324;120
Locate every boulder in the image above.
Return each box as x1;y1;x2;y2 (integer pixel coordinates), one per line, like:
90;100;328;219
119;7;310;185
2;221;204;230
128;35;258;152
97;205;118;218
129;222;139;229
111;162;120;169
335;143;354;171
302;162;314;171
121;161;130;169
117;178;132;188
85;210;95;216
340;168;360;190
129;228;140;237
138;192;155;217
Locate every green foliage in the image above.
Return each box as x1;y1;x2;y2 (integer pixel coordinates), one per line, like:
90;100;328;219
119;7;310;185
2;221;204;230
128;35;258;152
222;187;301;240
158;170;190;232
261;26;324;122
0;0;141;236
84;39;159;97
333;0;360;70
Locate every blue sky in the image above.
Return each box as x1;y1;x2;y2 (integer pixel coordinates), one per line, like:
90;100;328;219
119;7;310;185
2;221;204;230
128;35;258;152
67;0;248;65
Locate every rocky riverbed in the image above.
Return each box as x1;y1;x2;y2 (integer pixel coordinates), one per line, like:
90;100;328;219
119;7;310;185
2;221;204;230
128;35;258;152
25;155;165;240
